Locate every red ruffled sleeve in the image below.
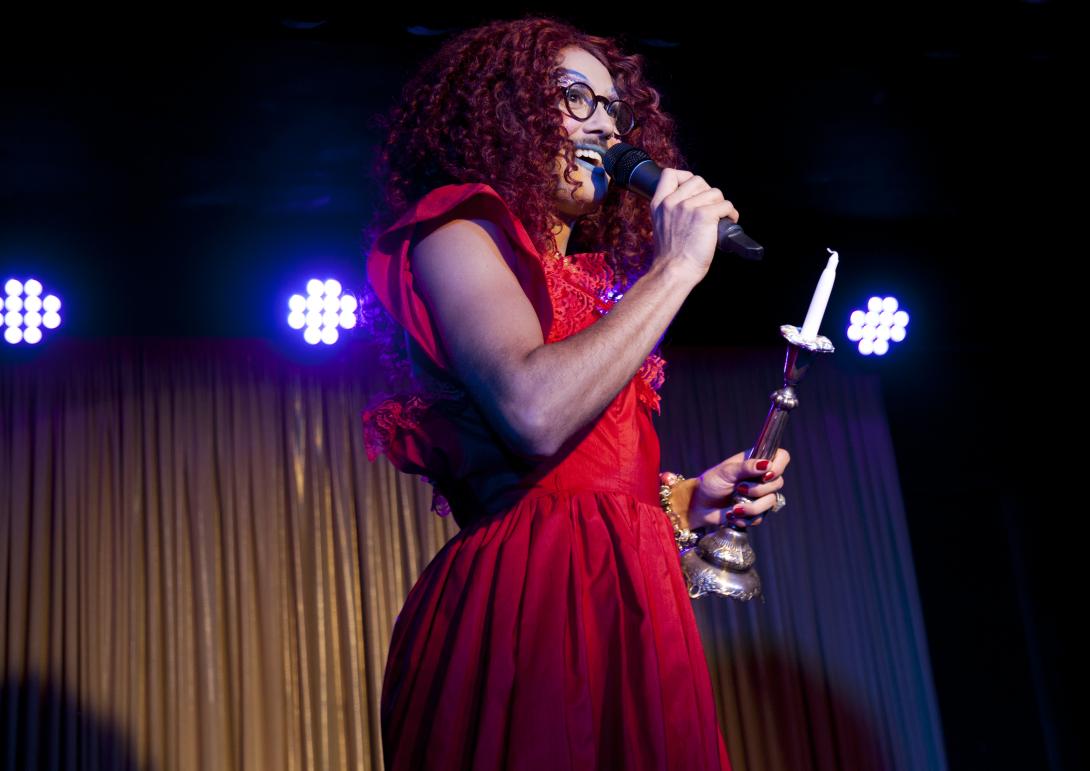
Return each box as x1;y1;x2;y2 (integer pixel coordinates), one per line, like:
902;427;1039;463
362;183;561;517
366;182;555;371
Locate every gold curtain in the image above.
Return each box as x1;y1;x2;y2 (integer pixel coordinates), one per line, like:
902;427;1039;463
1;339;459;770
1;339;943;770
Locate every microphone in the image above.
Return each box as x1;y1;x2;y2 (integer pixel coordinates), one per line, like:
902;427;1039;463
602;142;764;261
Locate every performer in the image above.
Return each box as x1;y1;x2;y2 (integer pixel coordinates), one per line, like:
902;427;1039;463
361;16;790;770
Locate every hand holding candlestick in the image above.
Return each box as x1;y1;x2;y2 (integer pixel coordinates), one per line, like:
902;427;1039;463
680;251;838;601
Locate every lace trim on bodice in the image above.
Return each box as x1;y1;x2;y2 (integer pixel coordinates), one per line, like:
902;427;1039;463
540;251;665;414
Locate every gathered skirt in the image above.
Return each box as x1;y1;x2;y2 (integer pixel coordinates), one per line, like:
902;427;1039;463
380;489;732;770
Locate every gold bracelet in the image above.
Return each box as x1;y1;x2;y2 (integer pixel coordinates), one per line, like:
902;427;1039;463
659;471;699;551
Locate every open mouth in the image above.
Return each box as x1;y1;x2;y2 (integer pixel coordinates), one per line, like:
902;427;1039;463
574;146;604;168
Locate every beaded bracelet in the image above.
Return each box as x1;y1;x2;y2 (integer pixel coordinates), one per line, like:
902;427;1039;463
659;471;701;552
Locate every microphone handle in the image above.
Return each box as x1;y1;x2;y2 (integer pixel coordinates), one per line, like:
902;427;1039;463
718;220;765;262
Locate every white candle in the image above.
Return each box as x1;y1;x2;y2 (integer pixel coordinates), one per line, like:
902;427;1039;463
800;248;839;339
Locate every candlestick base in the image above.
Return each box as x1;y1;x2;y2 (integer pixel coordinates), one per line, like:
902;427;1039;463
680;528;762;601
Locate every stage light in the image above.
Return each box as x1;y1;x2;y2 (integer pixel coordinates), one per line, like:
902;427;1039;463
3;277;62;346
847;295;908;355
287;278;358;344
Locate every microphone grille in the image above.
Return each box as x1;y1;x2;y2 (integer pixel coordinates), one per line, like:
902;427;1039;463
602;142;650;188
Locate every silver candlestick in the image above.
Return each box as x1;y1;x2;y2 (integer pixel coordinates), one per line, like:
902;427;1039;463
680;324;834;601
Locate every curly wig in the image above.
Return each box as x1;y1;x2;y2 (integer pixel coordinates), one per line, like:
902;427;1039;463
360;16;685;397
365;14;685;287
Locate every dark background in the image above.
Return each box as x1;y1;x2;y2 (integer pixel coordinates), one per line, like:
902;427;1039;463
1;4;1076;768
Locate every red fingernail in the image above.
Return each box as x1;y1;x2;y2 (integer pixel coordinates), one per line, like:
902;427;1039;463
732;504;746;515
756;460;770;470
763;471;775;482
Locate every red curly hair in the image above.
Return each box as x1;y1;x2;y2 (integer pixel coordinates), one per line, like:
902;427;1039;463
358;15;686;399
365;14;686;288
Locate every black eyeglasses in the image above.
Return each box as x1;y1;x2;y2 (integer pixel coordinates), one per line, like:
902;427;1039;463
556;80;636;136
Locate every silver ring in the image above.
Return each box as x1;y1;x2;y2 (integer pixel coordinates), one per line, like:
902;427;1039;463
772;491;787;512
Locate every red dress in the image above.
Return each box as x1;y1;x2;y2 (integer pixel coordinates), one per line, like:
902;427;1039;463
362;183;732;770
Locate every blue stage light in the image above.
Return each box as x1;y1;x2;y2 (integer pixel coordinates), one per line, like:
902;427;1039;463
287;278;358;344
3;277;62;346
847;295;908;355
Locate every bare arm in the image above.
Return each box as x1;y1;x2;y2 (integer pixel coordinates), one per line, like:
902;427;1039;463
522;259;695;454
411;217;698;457
411;170;735;458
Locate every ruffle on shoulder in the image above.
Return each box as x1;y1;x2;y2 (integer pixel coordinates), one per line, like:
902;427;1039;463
365;183;554;372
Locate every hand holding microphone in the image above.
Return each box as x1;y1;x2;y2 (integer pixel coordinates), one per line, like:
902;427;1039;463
603;143;765;277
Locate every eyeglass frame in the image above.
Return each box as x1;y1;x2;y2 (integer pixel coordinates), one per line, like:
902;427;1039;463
555;77;636;136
